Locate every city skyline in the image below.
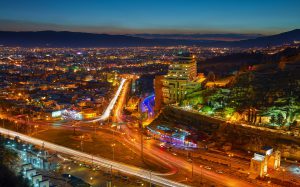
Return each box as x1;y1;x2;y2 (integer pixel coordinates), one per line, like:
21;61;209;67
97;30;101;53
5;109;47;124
1;1;300;187
0;0;300;35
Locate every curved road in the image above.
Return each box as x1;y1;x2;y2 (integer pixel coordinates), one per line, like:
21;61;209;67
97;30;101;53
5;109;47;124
0;127;188;187
87;78;126;123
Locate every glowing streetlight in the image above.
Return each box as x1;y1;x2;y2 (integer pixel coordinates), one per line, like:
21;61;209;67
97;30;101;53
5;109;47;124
200;165;203;184
111;143;116;161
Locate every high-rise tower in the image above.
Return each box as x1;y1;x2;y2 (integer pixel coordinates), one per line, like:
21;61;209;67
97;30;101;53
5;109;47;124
161;51;199;104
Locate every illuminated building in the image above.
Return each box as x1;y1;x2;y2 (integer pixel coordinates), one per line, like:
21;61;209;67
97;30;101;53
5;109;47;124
61;109;83;120
84;75;94;81
161;51;201;104
107;72;117;83
154;75;164;112
147;125;198;148
82;108;97;119
250;146;281;177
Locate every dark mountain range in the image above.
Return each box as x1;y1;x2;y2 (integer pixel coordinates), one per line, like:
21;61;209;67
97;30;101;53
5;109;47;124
0;31;159;47
129;33;263;41
211;29;300;48
0;29;299;48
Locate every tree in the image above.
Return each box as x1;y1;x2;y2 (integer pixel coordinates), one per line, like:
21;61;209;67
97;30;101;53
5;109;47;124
0;137;18;168
224;107;235;118
0;137;30;187
277;113;284;126
270;115;276;124
201;106;213;114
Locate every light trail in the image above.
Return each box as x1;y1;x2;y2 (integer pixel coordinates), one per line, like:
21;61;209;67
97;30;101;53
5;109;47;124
142;94;155;117
0;127;189;187
87;78;126;122
113;80;130;122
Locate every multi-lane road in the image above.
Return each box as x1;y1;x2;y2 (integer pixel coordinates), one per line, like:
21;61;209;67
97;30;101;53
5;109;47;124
0;127;189;187
119;122;256;187
0;78;256;187
88;78;126;122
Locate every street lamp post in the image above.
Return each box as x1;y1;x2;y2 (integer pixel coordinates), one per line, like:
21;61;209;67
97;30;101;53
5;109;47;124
228;153;233;167
94;122;96;135
91;155;94;168
111;143;115;161
191;159;194;180
282;168;285;182
140;122;144;161
80;135;83;152
110;164;113;178
200;165;203;184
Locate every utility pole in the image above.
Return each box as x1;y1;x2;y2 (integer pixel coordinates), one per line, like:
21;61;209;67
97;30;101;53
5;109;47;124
111;143;115;161
192;159;194;179
80;136;83;152
200;165;203;184
139;119;144;161
110;165;113;178
191;154;194;180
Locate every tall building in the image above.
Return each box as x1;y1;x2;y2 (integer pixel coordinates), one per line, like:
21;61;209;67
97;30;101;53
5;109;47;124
154;75;164;112
161;51;200;105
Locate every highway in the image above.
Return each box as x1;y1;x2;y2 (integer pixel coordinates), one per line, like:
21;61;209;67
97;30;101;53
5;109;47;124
120;124;256;187
0;127;189;187
113;79;130;122
88;78;126;122
104;82;255;186
0;79;255;187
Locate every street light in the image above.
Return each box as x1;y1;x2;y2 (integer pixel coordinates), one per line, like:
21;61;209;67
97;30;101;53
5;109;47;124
80;135;84;152
200;165;203;184
282;168;286;182
228;153;234;167
111;143;116;161
191;158;194;180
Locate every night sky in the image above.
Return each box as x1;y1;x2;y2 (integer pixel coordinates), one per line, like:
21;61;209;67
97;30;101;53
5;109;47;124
0;0;299;34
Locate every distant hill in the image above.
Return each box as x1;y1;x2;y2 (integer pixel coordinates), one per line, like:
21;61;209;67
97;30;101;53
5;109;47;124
212;29;300;48
130;33;263;41
0;29;299;48
0;31;157;47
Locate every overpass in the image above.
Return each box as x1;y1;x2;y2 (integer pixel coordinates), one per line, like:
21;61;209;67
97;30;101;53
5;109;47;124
0;127;189;187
